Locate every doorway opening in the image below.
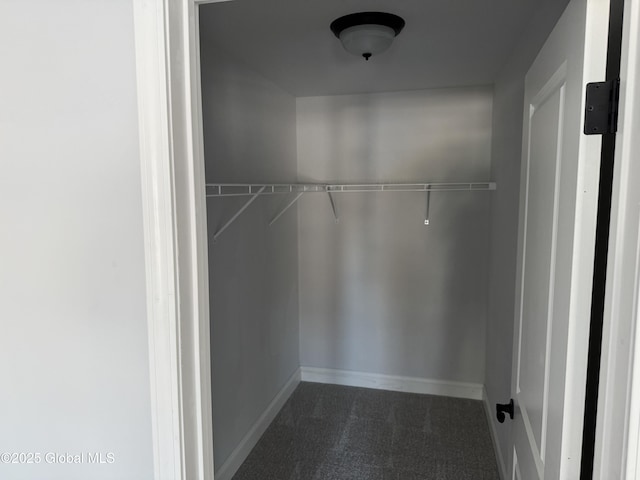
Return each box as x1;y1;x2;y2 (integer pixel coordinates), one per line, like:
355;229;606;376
192;0;614;478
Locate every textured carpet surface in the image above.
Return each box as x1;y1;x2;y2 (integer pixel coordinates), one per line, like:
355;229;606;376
231;382;500;480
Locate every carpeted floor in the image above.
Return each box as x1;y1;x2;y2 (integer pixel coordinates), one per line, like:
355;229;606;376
232;382;500;480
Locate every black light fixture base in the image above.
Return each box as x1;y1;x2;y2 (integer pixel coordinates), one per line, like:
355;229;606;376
330;12;406;38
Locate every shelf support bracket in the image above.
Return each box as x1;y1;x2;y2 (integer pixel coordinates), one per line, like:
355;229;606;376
213;186;266;242
327;192;339;223
424;188;431;226
269;191;305;226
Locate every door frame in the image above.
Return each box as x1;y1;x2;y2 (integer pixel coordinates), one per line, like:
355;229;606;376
593;0;640;478
131;0;230;479
130;0;640;479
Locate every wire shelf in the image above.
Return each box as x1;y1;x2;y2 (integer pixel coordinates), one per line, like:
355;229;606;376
206;182;497;242
206;182;496;197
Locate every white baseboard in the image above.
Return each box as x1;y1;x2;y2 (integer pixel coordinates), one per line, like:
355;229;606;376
482;387;508;480
214;368;301;480
300;366;483;400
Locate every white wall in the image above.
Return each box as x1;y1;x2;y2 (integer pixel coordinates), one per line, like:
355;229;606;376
198;36;300;469
297;88;493;384
485;0;570;475
0;1;153;479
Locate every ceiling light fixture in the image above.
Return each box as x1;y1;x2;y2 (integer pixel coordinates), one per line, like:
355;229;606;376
330;12;405;61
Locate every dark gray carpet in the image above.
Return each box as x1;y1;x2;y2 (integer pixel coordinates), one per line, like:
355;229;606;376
232;382;500;480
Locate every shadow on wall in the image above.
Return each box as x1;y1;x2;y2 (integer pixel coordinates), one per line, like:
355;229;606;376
200;38;301;467
298;89;492;383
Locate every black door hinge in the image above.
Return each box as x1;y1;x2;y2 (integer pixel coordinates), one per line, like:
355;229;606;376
584;79;620;135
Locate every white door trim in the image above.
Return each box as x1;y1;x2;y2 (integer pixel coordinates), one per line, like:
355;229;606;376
132;0;230;479
594;0;640;478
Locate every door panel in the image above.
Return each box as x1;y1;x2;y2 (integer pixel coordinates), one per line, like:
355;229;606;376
511;0;610;478
517;73;565;465
514;441;539;480
514;451;522;480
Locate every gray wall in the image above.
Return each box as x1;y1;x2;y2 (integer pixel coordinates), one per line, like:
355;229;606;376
0;1;153;479
485;0;570;474
199;39;300;468
297;88;493;383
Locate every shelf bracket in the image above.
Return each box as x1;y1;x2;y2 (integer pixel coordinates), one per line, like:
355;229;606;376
269;191;305;226
327;192;339;223
213;186;266;242
424;188;431;226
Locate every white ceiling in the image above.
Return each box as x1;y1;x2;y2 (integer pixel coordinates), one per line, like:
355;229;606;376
199;0;561;97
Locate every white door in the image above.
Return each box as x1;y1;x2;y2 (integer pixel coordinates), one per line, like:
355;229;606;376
511;0;610;478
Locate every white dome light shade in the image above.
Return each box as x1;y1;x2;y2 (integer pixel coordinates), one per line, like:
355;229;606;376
339;24;396;60
330;12;405;61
